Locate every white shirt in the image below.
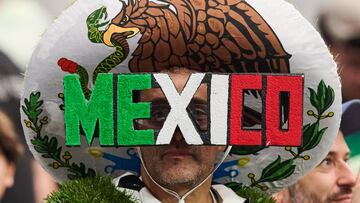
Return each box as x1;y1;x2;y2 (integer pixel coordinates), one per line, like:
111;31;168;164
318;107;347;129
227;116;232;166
114;174;246;203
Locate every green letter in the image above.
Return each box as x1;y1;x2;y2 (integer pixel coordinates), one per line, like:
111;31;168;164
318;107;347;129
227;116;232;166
64;74;114;146
118;74;154;145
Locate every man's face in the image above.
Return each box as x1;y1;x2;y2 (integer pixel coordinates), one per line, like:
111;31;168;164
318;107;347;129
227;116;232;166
286;131;356;203
334;45;360;101
138;68;224;190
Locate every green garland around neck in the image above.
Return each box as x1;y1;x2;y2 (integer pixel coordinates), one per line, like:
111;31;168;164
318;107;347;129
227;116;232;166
46;176;136;203
46;176;275;203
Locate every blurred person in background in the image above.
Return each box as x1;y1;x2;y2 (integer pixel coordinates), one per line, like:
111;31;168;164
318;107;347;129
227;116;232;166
273;100;360;203
340;100;360;203
0;0;75;70
273;130;357;203
0;51;57;203
319;0;360;102
340;100;360;174
0;111;23;201
0;1;73;201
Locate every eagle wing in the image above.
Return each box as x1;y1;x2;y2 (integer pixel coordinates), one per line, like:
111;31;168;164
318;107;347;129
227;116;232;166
188;0;291;125
123;0;291;125
189;0;291;74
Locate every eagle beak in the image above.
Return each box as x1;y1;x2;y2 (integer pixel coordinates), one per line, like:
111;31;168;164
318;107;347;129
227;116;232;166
103;24;140;47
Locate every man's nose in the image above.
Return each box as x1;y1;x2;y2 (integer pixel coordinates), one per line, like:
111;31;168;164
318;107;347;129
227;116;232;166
337;160;356;187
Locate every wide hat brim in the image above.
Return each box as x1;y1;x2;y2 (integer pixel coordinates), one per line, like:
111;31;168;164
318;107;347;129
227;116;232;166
21;0;341;193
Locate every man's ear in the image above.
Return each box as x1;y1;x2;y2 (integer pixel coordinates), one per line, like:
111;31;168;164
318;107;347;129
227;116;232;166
272;188;290;203
4;163;15;188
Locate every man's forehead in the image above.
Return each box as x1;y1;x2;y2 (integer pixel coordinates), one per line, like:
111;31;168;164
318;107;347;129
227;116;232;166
328;131;350;157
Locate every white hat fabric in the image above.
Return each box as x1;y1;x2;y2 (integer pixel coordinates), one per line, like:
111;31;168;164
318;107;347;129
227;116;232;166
21;0;341;193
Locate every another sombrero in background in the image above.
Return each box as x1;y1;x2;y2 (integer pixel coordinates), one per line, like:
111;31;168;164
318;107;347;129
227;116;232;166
21;0;341;195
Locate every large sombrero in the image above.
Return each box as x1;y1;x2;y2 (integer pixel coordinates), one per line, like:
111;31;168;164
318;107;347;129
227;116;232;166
21;0;341;193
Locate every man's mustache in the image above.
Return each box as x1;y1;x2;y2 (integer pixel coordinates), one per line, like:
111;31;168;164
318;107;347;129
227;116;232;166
328;186;352;201
158;143;200;160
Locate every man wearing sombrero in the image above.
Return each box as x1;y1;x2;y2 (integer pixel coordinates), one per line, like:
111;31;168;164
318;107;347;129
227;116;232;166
21;0;342;202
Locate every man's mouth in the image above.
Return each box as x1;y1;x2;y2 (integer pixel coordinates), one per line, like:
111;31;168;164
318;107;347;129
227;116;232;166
161;149;194;159
331;194;352;202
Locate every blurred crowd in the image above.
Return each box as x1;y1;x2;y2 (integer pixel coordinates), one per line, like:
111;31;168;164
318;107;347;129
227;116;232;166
0;1;73;202
0;0;360;202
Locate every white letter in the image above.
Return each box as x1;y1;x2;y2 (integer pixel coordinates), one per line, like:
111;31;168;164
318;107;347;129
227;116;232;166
154;73;205;145
210;75;229;145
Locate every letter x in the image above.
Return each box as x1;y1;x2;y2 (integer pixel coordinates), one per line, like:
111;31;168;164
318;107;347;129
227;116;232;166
154;73;205;145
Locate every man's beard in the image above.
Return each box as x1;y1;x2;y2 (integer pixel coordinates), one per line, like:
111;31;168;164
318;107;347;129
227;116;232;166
288;183;352;203
154;159;210;188
288;183;322;203
141;143;217;189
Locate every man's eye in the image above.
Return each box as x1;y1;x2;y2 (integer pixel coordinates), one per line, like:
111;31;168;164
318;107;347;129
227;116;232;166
192;108;207;118
151;108;169;122
320;157;333;167
188;105;208;131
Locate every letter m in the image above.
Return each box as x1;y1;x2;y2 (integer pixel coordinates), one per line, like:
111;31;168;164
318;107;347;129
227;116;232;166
64;74;113;146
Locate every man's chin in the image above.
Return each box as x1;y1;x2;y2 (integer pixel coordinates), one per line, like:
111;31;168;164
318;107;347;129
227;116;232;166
156;164;203;187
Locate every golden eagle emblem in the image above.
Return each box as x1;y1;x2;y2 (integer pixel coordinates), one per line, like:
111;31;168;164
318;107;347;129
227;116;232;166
103;0;291;74
58;0;291;126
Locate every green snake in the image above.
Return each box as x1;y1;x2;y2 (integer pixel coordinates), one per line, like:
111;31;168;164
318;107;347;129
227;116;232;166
59;7;129;99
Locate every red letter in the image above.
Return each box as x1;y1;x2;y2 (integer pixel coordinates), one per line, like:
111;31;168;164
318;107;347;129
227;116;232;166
230;75;262;145
265;75;303;146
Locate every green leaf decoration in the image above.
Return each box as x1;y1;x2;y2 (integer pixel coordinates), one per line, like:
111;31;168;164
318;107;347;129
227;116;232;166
23;91;97;181
317;80;326;113
46;176;136;203
298;80;334;154
324;85;335;113
31;135;63;162
308;88;319;113
298;123;328;154
67;163;96;180
22;92;43;129
230;146;267;155
247;81;335;191
225;182;276;203
257;156;296;183
308;80;335;116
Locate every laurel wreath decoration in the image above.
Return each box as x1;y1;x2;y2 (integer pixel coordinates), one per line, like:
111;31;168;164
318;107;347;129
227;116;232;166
227;80;335;191
22;92;96;180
